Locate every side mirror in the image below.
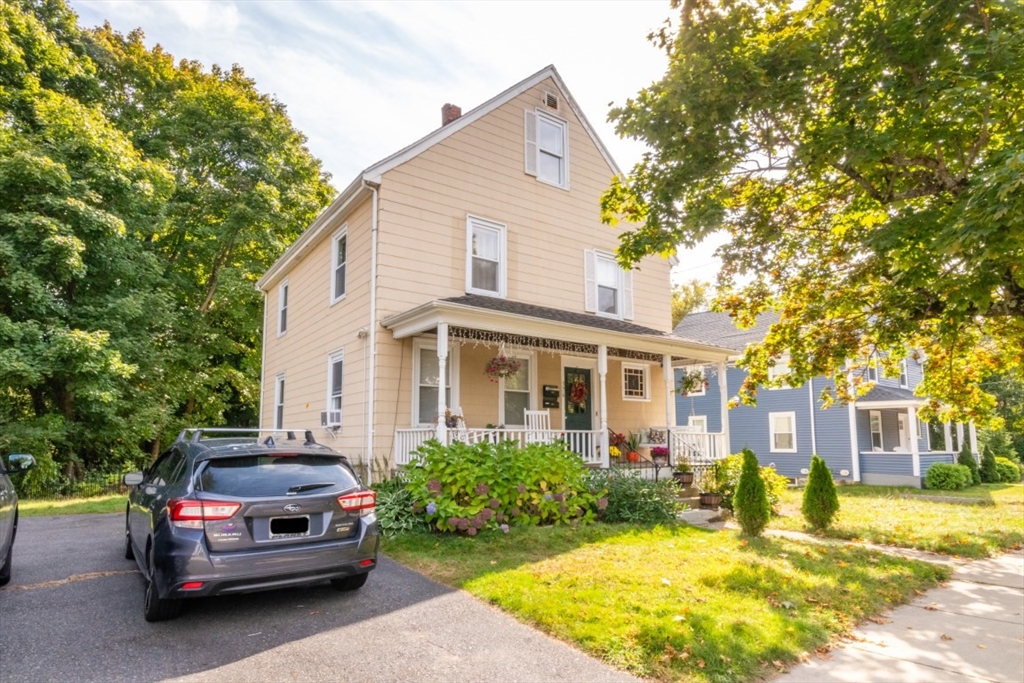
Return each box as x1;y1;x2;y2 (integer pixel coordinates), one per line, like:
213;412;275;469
123;472;144;486
6;454;35;474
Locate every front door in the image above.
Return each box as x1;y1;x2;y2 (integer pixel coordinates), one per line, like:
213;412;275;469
897;413;910;451
564;367;592;431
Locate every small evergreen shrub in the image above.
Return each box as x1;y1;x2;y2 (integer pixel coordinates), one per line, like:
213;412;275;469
801;455;840;530
957;446;981;486
979;448;999;483
587;469;681;524
733;448;770;537
404;439;602;534
995;457;1023;483
924;463;971;490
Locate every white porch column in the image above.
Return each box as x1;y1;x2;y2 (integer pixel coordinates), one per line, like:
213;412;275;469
969;422;979;460
847;401;861;482
908;406;921;477
598;345;609;468
435;323;449;443
662;354;675;431
717;361;730;454
944;422;953;453
956;423;965;454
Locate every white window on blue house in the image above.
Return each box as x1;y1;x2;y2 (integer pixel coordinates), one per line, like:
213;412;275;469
688;415;707;432
769;412;796;452
899;359;909;388
767;357;790;389
866;363;878;382
869;410;884;450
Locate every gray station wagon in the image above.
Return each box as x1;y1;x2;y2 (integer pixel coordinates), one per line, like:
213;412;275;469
1;453;36;587
123;429;378;621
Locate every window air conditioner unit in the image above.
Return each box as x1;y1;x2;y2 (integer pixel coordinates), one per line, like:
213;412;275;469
320;410;342;427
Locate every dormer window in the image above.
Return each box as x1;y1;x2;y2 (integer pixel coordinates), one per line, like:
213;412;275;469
466;216;506;298
524;109;569;189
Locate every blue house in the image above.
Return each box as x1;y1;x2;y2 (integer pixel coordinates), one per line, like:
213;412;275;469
673;312;975;487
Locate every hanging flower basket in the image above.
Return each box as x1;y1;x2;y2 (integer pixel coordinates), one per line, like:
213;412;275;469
484;355;521;382
676;368;710;396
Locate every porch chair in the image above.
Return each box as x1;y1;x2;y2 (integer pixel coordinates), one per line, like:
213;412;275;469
524;409;553;444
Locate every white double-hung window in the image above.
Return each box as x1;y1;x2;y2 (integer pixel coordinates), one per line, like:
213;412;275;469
277;280;288;336
325;351;343;427
274;374;285;430
501;354;533;426
331;227;348;303
466;216;506;297
413;339;459;426
584;249;633;320
769;411;797;452
524;109;569;189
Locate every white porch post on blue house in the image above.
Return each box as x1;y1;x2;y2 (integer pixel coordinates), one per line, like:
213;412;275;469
956;423;965;454
969;422;979;459
908;406;921;477
663;354;675;432
717;360;730;454
435;322;448;443
598;345;610;468
944;422;953;453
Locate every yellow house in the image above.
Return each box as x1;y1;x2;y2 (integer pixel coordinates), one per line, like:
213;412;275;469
256;66;734;481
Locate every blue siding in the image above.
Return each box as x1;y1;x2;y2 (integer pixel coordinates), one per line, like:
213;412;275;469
860;454;914;475
920;454;955;470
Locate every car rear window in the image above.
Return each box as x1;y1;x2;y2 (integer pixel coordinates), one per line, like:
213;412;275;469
198;455;358;496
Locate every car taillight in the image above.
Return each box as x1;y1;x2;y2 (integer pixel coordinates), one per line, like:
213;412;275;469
338;491;375;516
168;499;242;529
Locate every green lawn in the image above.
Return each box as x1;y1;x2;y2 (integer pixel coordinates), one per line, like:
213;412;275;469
771;483;1024;558
385;523;947;683
18;494;126;517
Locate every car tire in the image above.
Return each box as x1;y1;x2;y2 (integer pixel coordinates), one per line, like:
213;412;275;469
0;541;12;587
143;547;182;622
124;525;134;561
330;572;369;592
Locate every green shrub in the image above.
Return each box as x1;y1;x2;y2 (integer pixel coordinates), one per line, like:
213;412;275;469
995;457;1023;483
712;452;788;514
373;475;428;537
587;469;681;524
403;439;601;534
957;446;981;486
801;455;840;530
979;428;1019;463
925;463;972;490
759;464;791;514
979;448;999;483
733;448;770;537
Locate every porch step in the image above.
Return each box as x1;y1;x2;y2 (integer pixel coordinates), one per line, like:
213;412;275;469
677;496;702;510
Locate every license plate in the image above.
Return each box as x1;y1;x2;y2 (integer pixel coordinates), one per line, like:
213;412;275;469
269;515;310;538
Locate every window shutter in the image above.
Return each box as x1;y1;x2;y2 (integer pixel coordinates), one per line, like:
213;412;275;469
584;250;597;313
621;268;634;320
524;110;538;176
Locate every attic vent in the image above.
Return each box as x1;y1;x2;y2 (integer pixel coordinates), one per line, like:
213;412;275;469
544;92;559;110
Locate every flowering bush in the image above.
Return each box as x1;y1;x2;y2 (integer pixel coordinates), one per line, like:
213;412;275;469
403;439;604;534
650;446;670;459
484;355;521;382
608;445;621;458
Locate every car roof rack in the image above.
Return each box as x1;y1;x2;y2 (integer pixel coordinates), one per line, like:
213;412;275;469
176;428;318;447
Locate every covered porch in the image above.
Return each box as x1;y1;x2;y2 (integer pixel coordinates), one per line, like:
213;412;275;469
382;295;734;469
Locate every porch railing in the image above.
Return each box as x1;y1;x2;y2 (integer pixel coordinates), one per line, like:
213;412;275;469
669;429;729;465
393;428;602;467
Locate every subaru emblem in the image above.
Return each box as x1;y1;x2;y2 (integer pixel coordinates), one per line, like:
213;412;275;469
283;503;302;513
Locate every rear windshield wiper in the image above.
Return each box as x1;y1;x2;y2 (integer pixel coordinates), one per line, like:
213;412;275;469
287;482;335;494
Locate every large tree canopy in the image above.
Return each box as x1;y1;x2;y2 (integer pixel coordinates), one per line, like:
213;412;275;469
603;0;1023;425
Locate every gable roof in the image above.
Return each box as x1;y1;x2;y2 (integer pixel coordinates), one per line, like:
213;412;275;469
257;65;619;291
673;311;781;353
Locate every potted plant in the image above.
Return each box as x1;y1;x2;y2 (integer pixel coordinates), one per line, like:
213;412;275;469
625;431;642;462
673;461;694;487
608;445;621;460
651;445;670;465
699;464;724;509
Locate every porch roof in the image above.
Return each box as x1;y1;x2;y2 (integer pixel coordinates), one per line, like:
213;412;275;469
381;295;734;363
855;384;924;409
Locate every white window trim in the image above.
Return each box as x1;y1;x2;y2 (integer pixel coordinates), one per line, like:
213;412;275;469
330;225;348;305
621;362;651;402
767;356;790;390
499;351;537;427
325;350;344;427
869;410;884;451
465;215;507;298
273;373;285;430
585;249;633;320
411;337;460;428
681;366;706;396
899;359;909;388
866;363;878;383
534;109;570;190
688;415;708;432
277;279;289;337
769;411;797;453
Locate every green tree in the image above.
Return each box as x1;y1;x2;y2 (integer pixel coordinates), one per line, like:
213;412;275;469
957;443;981;486
801;455;839;530
602;0;1023;425
733;448;770;536
979;447;999;483
671;279;711;327
981;370;1024;459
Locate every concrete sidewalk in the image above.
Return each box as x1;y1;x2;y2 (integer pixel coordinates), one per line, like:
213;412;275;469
779;550;1024;682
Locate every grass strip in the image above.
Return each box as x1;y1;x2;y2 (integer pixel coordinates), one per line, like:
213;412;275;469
19;495;126;517
385;523;947;682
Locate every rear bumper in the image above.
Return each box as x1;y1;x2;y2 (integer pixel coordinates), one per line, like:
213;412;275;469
154;517;379;598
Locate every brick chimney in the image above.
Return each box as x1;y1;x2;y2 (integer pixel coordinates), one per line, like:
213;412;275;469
441;103;462;126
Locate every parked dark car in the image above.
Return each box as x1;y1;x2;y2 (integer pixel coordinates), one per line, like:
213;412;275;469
1;453;36;587
123;429;378;621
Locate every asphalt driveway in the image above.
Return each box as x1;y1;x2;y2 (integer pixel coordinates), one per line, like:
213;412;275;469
0;513;638;683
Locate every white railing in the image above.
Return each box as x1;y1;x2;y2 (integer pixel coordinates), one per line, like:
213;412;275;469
393;428;602;467
669;429;728;464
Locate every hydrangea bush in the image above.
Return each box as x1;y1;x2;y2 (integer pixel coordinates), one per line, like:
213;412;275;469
403;439;604;534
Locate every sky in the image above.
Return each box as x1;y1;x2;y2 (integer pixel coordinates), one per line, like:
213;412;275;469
70;0;725;284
